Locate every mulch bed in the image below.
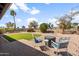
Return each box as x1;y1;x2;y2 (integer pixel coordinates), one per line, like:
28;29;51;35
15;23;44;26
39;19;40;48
39;46;49;51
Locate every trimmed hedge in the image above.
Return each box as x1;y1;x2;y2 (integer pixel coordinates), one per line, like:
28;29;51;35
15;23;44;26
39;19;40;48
39;23;48;33
27;28;35;32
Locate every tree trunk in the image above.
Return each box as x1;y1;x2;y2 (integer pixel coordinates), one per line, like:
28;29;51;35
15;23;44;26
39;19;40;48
13;16;16;31
62;28;64;34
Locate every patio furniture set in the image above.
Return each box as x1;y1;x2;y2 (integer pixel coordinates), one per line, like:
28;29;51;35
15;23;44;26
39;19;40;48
34;35;70;56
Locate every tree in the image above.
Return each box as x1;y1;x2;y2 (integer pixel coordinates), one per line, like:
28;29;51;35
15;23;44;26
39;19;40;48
6;22;14;28
39;23;48;32
5;22;15;32
22;26;26;31
28;20;38;29
48;23;53;29
58;18;67;33
16;27;20;30
71;23;78;28
66;21;72;29
77;26;79;31
10;10;16;30
57;10;79;33
56;9;79;34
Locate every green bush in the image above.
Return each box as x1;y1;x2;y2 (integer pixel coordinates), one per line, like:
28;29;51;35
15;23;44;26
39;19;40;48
39;23;48;33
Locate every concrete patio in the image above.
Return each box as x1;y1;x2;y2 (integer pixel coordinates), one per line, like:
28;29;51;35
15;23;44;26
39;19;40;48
0;39;49;56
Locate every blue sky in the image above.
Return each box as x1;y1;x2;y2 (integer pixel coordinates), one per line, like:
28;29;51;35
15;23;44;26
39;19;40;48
1;3;79;28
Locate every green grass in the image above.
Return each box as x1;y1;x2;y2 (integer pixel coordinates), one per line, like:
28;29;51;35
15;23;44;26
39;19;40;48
3;33;41;42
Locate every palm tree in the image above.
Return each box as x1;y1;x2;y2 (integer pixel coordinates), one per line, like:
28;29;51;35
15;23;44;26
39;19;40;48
10;10;16;30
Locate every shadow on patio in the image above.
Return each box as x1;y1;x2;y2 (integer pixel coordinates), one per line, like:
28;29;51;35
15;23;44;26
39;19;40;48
0;35;48;56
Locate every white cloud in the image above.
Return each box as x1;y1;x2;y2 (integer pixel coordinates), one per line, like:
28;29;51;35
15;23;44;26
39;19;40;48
15;3;30;13
16;18;22;23
44;3;51;5
0;24;6;27
68;10;79;16
26;17;38;25
25;17;58;27
15;18;23;27
5;18;22;24
69;10;78;14
30;7;40;15
38;22;43;25
9;3;18;10
47;18;58;27
15;3;40;15
72;14;79;23
10;3;40;15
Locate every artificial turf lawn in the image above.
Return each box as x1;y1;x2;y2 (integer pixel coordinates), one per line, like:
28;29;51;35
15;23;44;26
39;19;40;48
3;33;41;42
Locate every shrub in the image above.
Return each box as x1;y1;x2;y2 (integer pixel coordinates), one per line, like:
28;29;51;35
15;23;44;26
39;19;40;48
64;30;76;34
5;28;14;33
27;28;35;32
46;30;54;33
16;28;24;32
39;23;48;33
0;28;5;34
